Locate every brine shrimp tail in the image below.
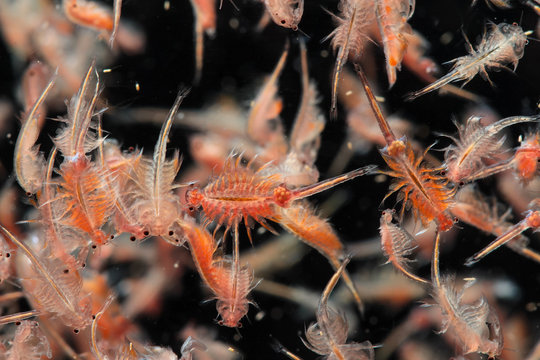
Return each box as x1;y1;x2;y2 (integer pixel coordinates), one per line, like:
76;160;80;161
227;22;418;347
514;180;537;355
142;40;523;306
289;165;376;203
109;0;122;48
465;211;540;266
355;63;396;145
405;67;468;101
14;71;56;195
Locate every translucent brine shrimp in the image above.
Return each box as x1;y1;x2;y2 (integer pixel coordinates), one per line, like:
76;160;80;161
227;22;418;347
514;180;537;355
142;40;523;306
407;22;530;100
443;115;539;184
14;72;55;195
303;258;374;360
431;232;503;358
126;89;189;242
326;0;375;119
379;209;428;283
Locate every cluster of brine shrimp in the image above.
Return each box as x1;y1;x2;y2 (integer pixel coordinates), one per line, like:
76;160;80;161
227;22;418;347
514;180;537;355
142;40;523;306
1;0;540;359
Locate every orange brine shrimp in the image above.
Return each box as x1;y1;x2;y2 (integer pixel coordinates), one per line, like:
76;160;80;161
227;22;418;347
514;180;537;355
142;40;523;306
443;115;539;184
513;131;540;184
278;202;365;311
431;232;503;358
124;89;189;243
302;258;375;360
466;206;540;265
0;225;93;332
3;321;52;360
51;64;115;246
356;64;455;232
375;0;415;87
407;22;530;100
180;221;254;327
326;0;375;119
379;209;429;284
186;155;376;242
14;71;56;195
263;0;304;30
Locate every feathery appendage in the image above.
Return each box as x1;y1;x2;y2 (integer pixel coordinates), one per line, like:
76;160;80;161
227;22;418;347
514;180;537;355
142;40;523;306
379;209;429;283
443;115;539;184
407;22;529;100
431;232;503;358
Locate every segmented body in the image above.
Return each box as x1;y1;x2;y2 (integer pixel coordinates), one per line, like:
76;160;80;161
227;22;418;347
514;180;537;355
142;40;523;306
382;139;455;231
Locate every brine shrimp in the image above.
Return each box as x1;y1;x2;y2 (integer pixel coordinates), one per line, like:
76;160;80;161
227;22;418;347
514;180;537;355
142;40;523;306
263;0;304;30
63;0;113;33
466;206;540;265
442;115;539;184
407;22;530;100
451;185;540;265
289;38;325;172
14;71;56;195
513;131;540;183
302;257;375;360
326;0;375;119
375;0;415;87
190;0;216;84
186;154;375;242
278;202;365;312
125;89;189;243
356;64;455;231
0;225;93;332
431;232;503;358
180;221;254;327
3;321;52;360
379;209;429;284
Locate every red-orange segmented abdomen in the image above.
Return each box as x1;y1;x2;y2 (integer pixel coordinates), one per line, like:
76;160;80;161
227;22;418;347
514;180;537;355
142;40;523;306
64;0;114;32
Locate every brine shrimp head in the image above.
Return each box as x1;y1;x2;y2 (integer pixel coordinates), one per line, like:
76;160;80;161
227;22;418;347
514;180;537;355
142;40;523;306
356;63;455;232
263;0;304;30
379;209;429;284
431;232;504;358
407;22;529;100
14;70;56;195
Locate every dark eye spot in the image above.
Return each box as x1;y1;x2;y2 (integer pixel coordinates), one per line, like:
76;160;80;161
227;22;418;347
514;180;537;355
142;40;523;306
26;192;32;196
63;269;69;274
5;253;10;258
82;263;86;268
128;146;134;152
110;235;115;240
91;244;97;249
143;230;149;236
169;230;174;236
440;170;446;176
130;236;136;241
73;328;80;334
454;217;459;223
459;181;465;187
280;20;286;24
15;321;21;326
92;315;96;320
